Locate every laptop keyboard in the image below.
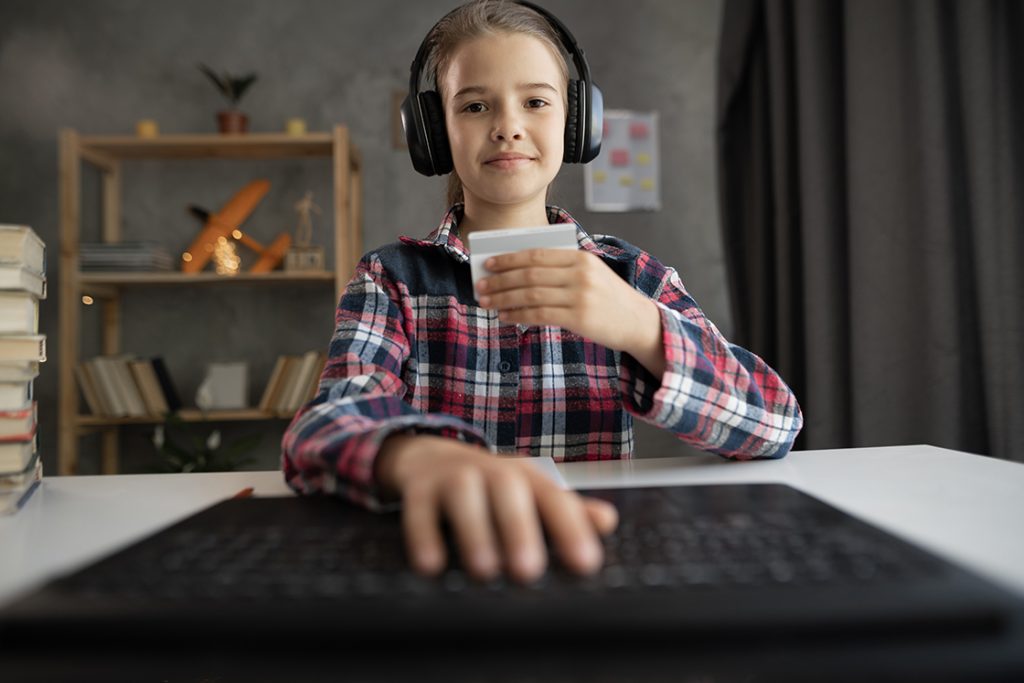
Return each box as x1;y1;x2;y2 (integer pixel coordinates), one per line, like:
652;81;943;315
59;490;943;602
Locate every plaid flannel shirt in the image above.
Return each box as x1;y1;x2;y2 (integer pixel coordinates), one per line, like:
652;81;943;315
282;205;802;509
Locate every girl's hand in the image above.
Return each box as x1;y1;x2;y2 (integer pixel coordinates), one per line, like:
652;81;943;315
476;249;666;377
375;434;619;584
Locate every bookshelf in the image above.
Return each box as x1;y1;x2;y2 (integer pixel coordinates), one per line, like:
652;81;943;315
57;128;363;475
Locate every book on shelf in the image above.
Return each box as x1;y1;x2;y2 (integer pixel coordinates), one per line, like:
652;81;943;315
258;355;289;414
150;357;183;412
271;356;301;415
259;354;300;416
0;334;46;362
129;359;170;416
74;363;106;416
108;355;148;417
0;402;36;441
78;356;181;418
79;241;174;272
89;356;130;417
85;356;125;417
0;290;40;335
0;224;45;276
282;352;318;415
263;351;326;417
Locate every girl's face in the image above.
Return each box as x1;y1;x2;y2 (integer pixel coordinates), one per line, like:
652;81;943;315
441;31;566;214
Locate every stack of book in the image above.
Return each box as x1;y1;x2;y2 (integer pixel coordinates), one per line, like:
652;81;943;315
75;356;182;419
258;351;327;417
1;224;46;515
79;241;174;271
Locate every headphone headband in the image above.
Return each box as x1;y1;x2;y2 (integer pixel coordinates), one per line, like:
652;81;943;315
407;1;592;102
402;0;603;176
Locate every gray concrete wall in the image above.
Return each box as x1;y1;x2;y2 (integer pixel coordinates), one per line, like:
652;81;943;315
0;0;729;474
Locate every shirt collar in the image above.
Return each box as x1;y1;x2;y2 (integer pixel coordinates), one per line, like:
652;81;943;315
398;204;618;263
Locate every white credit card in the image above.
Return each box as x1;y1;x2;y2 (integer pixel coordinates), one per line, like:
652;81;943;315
467;224;578;300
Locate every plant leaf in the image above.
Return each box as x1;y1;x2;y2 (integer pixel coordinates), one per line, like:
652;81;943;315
229;74;258;105
198;63;228;95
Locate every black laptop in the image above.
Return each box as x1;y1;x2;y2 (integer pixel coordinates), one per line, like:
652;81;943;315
1;483;1022;682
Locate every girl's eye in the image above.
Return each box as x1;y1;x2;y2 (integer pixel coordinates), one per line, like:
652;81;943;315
527;99;548;109
463;102;486;113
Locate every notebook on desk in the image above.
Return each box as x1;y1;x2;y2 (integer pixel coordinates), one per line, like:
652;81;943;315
1;483;1022;681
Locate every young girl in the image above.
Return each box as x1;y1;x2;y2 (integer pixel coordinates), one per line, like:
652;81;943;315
282;0;802;585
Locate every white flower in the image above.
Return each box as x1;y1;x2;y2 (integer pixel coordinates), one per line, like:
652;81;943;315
152;425;165;450
206;430;221;451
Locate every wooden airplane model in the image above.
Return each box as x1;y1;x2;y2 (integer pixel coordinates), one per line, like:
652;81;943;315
181;179;291;274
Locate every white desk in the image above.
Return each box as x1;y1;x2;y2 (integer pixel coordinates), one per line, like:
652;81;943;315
2;445;1023;608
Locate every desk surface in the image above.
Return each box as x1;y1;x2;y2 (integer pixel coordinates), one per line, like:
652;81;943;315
2;444;1023;608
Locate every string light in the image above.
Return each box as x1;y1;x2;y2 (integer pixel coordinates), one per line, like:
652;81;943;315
212;235;241;275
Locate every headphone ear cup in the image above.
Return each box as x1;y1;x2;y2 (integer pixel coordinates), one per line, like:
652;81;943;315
563;80;581;163
401;93;433;176
419;91;453;176
580;82;604;163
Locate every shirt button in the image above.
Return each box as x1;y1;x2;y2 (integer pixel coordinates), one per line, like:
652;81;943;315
498;361;512;372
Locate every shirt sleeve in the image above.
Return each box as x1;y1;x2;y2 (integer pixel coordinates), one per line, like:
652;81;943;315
618;251;803;459
281;253;489;510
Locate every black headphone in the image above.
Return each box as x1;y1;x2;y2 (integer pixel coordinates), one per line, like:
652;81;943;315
401;0;604;177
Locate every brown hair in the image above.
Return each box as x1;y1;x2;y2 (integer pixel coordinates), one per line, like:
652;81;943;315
421;0;571;207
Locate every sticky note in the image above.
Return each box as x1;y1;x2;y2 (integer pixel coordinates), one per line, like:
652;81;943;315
630;122;649;139
593;170;607;183
611;149;630;167
636;153;651;166
619;175;634;187
641;178;655;191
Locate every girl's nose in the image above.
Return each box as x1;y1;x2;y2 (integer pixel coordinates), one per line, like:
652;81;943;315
491;110;524;142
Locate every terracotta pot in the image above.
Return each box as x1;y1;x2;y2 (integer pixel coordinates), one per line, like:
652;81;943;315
217;110;249;134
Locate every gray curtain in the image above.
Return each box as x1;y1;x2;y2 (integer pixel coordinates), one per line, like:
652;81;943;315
716;0;1024;459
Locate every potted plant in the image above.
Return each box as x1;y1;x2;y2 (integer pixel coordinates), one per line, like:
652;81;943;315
199;63;258;134
151;413;261;473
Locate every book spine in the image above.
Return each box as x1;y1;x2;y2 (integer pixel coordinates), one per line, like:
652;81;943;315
150;357;183;412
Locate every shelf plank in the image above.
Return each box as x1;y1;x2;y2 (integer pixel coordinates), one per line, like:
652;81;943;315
76;408;293;427
78;270;335;286
78;133;335;160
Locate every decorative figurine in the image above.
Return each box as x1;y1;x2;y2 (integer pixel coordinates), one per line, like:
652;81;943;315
182;179;292;274
285;190;326;272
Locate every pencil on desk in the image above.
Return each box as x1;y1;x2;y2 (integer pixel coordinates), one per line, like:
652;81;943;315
233;487;254;499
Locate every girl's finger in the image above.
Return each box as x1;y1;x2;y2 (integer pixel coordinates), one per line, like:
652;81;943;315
478;264;571;295
485;248;580;273
440;466;501;580
582;497;619;536
487;468;548;584
402;482;446;576
529;476;604;575
480;286;573;311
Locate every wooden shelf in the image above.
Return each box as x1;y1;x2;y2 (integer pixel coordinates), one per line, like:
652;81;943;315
58;125;363;475
78;270;336;286
76;409;293;428
78;133;335;161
